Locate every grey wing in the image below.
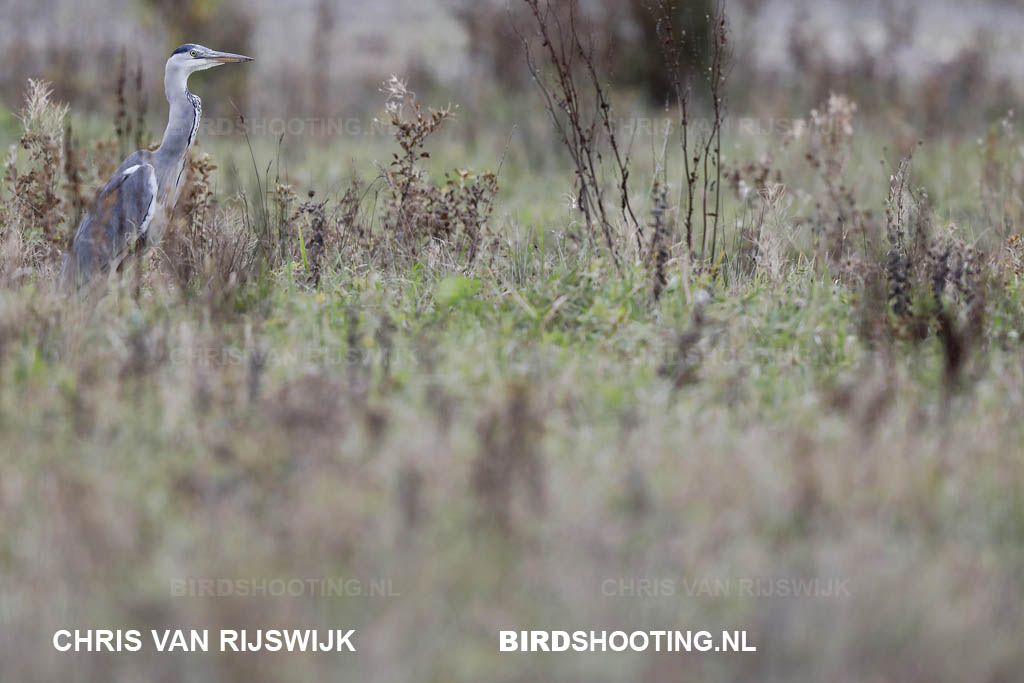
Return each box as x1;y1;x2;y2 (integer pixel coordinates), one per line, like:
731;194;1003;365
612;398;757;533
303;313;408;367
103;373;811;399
62;158;158;288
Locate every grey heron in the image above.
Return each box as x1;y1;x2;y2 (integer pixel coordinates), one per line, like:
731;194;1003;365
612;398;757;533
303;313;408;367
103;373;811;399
61;44;252;287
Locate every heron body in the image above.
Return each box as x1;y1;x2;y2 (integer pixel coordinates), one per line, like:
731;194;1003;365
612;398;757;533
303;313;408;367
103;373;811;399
62;44;252;287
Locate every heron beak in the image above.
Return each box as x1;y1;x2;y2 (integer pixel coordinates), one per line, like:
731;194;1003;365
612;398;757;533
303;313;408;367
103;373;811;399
207;51;253;64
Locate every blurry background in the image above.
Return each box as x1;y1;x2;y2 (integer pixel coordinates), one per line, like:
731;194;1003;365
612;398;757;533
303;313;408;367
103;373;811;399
2;0;1024;141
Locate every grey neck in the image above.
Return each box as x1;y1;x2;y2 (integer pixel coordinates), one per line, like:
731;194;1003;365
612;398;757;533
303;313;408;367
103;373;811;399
154;62;199;194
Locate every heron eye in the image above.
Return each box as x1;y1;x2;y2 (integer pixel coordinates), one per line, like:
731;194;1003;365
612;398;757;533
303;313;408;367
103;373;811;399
190;50;199;57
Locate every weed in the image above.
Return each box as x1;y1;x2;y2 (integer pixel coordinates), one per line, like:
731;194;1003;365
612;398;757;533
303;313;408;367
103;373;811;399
472;379;545;530
7;80;69;259
378;76;499;268
515;0;636;268
648;181;669;302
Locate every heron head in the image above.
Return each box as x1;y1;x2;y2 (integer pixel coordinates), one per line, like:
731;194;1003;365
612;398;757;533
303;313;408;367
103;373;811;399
168;44;253;74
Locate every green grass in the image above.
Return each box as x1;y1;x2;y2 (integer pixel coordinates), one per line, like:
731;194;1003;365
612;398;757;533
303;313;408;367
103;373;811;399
3;83;1024;682
3;252;1024;680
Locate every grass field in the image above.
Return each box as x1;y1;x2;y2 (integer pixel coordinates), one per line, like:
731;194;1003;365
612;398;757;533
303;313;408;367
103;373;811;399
3;5;1024;681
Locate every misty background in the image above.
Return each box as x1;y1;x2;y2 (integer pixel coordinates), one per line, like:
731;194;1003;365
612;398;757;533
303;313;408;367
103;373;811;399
2;0;1024;138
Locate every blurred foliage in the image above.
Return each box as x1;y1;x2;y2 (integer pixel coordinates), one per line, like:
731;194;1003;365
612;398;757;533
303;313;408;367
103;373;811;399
140;0;235;46
619;0;714;103
137;0;253;112
0;102;18;141
452;0;715;104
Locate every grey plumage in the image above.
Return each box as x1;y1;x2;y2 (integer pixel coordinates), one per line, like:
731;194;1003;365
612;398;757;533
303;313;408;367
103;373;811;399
63;153;156;282
62;43;252;288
